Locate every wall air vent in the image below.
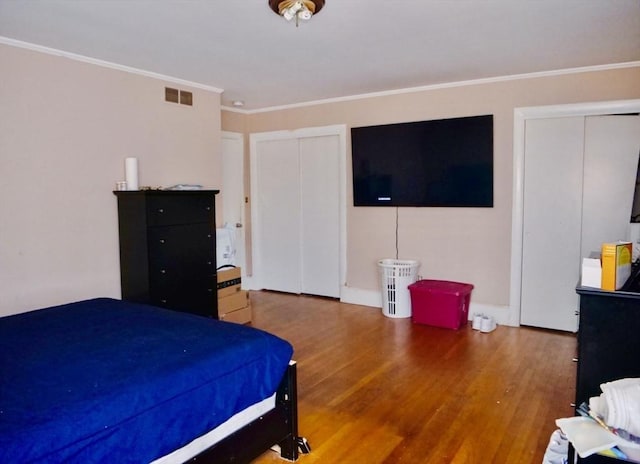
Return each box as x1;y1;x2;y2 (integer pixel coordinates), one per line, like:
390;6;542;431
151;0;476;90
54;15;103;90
165;87;179;103
179;90;192;106
165;87;193;106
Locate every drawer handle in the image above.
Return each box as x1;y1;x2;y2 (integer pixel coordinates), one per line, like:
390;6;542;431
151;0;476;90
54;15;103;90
161;299;167;304
570;403;576;408
575;310;580;316
572;357;578;363
207;288;213;293
207;234;212;238
158;208;164;213
159;239;165;244
206;206;211;211
160;269;166;274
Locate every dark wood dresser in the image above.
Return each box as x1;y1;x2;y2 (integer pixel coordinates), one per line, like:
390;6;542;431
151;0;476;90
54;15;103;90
114;190;219;318
573;279;640;463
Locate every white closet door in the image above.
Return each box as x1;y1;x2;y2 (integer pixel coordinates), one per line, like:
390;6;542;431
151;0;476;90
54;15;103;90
252;131;342;298
521;115;640;332
255;138;301;294
521;117;584;331
581;115;640;258
299;135;340;298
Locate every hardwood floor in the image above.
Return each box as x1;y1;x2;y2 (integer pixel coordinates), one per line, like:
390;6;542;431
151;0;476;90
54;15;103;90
248;290;576;464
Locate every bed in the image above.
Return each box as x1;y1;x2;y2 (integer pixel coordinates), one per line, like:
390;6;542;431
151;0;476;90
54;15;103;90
0;298;306;463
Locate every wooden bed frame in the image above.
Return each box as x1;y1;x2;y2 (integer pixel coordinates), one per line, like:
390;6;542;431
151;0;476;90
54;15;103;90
188;362;307;463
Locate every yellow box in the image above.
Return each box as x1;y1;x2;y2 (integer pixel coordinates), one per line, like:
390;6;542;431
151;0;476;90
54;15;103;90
217;267;241;298
601;242;632;291
219;303;252;324
218;290;250;315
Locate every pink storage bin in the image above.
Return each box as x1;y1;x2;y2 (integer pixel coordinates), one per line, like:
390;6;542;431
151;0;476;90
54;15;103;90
408;280;474;329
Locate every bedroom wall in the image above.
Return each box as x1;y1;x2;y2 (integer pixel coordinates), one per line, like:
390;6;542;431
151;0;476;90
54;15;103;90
0;43;222;317
222;65;640;317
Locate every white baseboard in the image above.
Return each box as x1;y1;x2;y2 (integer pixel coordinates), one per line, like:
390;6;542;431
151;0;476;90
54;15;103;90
241;281;515;327
339;286;514;327
339;286;381;308
467;302;514;327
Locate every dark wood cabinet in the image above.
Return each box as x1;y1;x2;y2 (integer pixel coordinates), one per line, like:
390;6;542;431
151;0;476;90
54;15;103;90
573;285;640;463
114;190;219;318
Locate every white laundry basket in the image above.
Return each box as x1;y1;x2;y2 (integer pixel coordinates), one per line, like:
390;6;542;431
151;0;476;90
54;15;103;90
378;259;420;318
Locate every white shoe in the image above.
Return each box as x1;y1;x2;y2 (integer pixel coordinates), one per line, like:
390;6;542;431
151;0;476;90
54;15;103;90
472;314;483;330
480;316;496;333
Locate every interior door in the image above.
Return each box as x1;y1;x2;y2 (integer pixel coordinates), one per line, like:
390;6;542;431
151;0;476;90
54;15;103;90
255;138;302;294
299;135;340;297
221;132;246;270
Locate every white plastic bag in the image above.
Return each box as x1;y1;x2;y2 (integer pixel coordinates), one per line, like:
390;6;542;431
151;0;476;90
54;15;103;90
216;223;237;267
542;429;568;464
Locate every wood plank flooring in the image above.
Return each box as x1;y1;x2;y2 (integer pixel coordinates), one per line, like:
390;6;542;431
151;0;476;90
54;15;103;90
248;290;576;464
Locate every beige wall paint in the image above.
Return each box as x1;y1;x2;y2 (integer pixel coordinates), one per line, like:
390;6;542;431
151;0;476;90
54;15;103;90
222;67;640;309
0;44;222;316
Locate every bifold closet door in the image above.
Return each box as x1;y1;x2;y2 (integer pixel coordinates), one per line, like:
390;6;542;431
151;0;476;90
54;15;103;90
254;135;341;298
255;138;302;294
521;117;584;332
299;135;340;298
580;115;640;259
521;115;640;332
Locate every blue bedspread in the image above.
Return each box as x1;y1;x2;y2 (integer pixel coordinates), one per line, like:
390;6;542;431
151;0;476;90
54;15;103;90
0;298;293;463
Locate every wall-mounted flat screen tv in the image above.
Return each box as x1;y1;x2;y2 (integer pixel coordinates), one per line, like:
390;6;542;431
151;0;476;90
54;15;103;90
351;115;494;207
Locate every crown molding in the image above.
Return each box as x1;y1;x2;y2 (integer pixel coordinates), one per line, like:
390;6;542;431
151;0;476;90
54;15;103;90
0;36;224;94
3;36;635;112
223;61;640;114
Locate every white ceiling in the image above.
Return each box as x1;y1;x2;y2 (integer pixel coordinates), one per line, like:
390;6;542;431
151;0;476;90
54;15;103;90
1;0;639;111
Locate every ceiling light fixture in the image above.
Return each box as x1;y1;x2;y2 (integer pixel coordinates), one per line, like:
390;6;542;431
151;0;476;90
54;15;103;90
269;0;325;27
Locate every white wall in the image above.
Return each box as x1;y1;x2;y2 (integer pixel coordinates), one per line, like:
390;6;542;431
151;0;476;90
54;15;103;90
0;43;222;316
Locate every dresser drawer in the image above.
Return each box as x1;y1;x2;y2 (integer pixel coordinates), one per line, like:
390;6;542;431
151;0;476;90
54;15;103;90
150;275;215;314
147;224;214;274
151;290;216;318
146;194;213;226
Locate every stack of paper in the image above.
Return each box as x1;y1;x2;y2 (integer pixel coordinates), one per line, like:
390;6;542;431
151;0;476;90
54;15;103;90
556;416;640;461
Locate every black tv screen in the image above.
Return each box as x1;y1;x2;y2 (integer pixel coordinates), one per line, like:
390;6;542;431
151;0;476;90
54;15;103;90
351;115;494;207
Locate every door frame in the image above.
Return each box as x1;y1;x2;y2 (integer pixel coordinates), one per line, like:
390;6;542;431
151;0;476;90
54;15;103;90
249;124;347;297
509;99;640;327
